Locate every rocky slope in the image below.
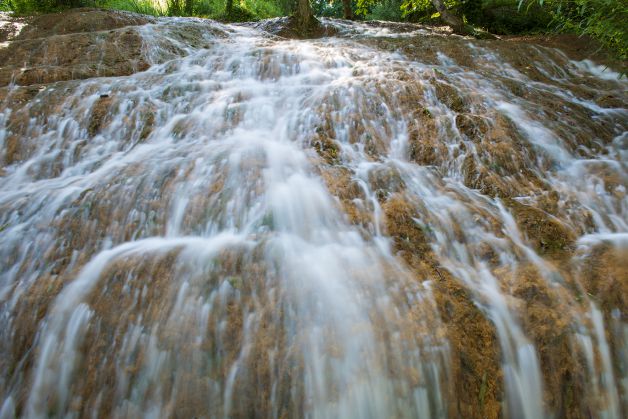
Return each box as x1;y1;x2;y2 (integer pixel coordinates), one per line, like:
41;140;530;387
0;8;626;419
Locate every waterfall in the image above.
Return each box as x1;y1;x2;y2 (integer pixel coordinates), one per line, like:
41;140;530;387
0;11;626;418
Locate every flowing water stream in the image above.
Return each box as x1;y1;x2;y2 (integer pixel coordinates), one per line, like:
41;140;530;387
0;12;626;418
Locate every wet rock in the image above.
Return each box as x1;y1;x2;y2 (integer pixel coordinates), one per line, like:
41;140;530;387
433;80;468;113
407;108;442;166
368;166;405;201
437;282;502;419
459;111;548;198
503;34;626;74
0;9;153;86
506;199;576;256
250;16;338;39
462;154;511;197
320;166;371;231
88;95;114;136
0;12;29;42
1;9;626;419
578;241;628;314
455;113;489;141
383;194;432;258
15;8;154;40
504;263;591;417
596;94;625;109
310;133;340;165
380;194;503;419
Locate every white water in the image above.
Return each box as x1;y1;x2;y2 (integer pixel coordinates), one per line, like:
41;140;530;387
0;15;626;418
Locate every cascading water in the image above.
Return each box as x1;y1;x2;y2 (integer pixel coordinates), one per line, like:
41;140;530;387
0;10;626;418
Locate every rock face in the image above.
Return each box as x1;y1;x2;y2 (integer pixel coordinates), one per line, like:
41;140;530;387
0;8;154;86
250;16;338;39
0;8;627;419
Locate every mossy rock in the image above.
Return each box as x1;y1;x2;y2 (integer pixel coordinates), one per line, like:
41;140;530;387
578;242;628;314
505;198;575;256
433;80;467;113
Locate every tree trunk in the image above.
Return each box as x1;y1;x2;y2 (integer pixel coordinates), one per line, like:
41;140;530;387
342;0;353;20
430;0;471;35
295;0;314;29
225;0;234;16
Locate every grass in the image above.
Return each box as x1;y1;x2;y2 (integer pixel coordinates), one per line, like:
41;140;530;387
2;0;283;21
104;0;167;16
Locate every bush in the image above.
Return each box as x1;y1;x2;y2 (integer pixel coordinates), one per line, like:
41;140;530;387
312;0;352;18
537;0;627;60
4;0;282;19
192;0;218;16
196;0;283;21
7;0;100;14
367;0;403;20
222;3;256;20
104;0;166;15
479;0;552;33
245;0;282;18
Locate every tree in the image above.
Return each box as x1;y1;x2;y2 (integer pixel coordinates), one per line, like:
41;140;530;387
429;0;470;35
357;0;473;35
294;0;316;29
526;0;627;61
342;0;353;19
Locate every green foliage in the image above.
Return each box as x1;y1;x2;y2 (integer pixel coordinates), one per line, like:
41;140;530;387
478;0;552;33
191;0;216;15
312;0;361;18
312;0;344;17
367;0;403;19
529;0;627;60
399;0;439;19
460;0;482;21
356;0;453;21
244;0;282;18
215;0;282;21
4;0;625;63
221;3;256;20
105;0;166;15
360;0;627;62
358;0;555;32
355;0;374;15
4;0;282;19
7;0;100;14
